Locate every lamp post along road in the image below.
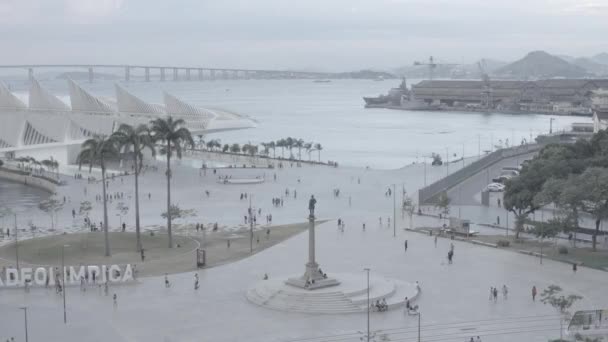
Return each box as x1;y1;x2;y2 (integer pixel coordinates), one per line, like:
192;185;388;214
20;307;29;342
393;184;396;237
249;195;253;253
364;268;371;342
62;244;70;324
14;213;19;270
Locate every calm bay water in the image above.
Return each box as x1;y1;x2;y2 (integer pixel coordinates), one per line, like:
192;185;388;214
0;179;49;211
9;78;589;169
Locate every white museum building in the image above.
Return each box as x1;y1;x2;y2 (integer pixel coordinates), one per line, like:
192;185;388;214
0;79;255;166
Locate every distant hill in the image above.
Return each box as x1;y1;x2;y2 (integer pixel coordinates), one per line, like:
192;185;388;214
495;51;588;79
592;53;608;65
571;57;608;76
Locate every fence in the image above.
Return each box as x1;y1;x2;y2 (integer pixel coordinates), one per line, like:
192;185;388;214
418;144;542;204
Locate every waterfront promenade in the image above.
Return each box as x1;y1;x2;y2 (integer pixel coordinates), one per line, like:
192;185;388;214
0;153;606;342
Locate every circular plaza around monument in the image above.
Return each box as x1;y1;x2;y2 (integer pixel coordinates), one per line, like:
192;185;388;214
247;273;419;314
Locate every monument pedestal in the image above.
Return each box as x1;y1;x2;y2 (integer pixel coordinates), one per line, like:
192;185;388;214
285;261;340;290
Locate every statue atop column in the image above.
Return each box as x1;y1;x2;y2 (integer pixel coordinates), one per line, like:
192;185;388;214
286;194;339;290
308;195;316;217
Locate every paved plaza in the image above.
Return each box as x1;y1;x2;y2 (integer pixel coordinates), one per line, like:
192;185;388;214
1;155;607;342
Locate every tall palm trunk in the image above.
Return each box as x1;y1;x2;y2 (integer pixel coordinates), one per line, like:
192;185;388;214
101;162;110;257
134;153;142;252
593;218;600;251
318;150;321;162
166;141;173;248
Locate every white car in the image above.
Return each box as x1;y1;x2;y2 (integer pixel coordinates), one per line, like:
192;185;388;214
485;183;505;192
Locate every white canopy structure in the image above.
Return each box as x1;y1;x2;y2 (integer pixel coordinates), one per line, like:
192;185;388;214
0;79;256;165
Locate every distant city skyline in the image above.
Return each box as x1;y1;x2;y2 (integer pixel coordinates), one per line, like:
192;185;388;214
1;0;607;71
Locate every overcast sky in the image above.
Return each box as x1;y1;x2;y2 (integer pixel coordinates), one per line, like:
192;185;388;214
1;0;607;71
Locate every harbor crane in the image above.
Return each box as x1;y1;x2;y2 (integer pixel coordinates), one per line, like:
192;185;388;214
413;56;458;81
477;59;493;109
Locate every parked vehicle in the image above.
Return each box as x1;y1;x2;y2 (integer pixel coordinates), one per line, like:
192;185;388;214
485;183;505;192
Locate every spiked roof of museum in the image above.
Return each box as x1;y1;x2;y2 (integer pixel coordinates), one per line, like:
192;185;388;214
0;79;255;152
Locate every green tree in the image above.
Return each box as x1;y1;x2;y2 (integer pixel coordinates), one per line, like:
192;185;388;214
402;194;416;229
540;285;582;342
112;123;156;252
222;144;230;153
574;167;608;251
230;143;241;154
314;143;322;162
77;135;120;256
150;116;195;249
38;197;64;230
304;142;313;160
268;141;276;158
504;162;545;239
161;205;197;227
276;139;286;158
294;138;305;160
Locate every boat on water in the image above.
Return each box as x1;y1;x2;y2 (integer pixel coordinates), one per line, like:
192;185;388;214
363;78;441;110
313;79;332;83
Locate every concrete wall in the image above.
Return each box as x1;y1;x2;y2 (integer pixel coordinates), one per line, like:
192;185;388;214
418;144;541;204
0;167;57;194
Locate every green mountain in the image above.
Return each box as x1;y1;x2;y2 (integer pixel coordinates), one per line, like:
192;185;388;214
495;51;587;79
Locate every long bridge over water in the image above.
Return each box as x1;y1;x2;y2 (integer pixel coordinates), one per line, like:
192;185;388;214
0;64;337;82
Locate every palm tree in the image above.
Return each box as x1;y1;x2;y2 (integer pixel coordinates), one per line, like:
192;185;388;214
285;137;295;159
222;144;230;152
268;141;276;158
276;139;286;158
261;143;270;156
304;142;313;161
150;116;194;248
295;139;305;160
77;135;119;257
111;124;156;252
314;143;323;162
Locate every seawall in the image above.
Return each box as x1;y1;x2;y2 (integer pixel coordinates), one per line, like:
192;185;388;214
0;167;57;194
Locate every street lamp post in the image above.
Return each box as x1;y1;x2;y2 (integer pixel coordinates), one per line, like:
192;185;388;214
249;195;254;253
393;184;396;237
417;312;421;342
423;158;427;187
364;268;371;342
62;244;70;324
14;213;19;270
540;210;544;265
20;307;28;342
445;148;449;176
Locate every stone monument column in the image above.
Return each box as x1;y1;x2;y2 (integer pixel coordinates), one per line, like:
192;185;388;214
286;195;339;290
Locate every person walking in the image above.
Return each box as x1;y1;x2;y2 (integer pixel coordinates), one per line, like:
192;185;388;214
404;240;408;252
502;284;508;299
493;287;498;302
489;287;493;301
113;293;118;308
532;285;537;301
434;235;438;247
194;273;199;290
573;263;577;273
164;274;171;288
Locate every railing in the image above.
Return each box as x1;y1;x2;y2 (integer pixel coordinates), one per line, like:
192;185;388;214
418;144;542;204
